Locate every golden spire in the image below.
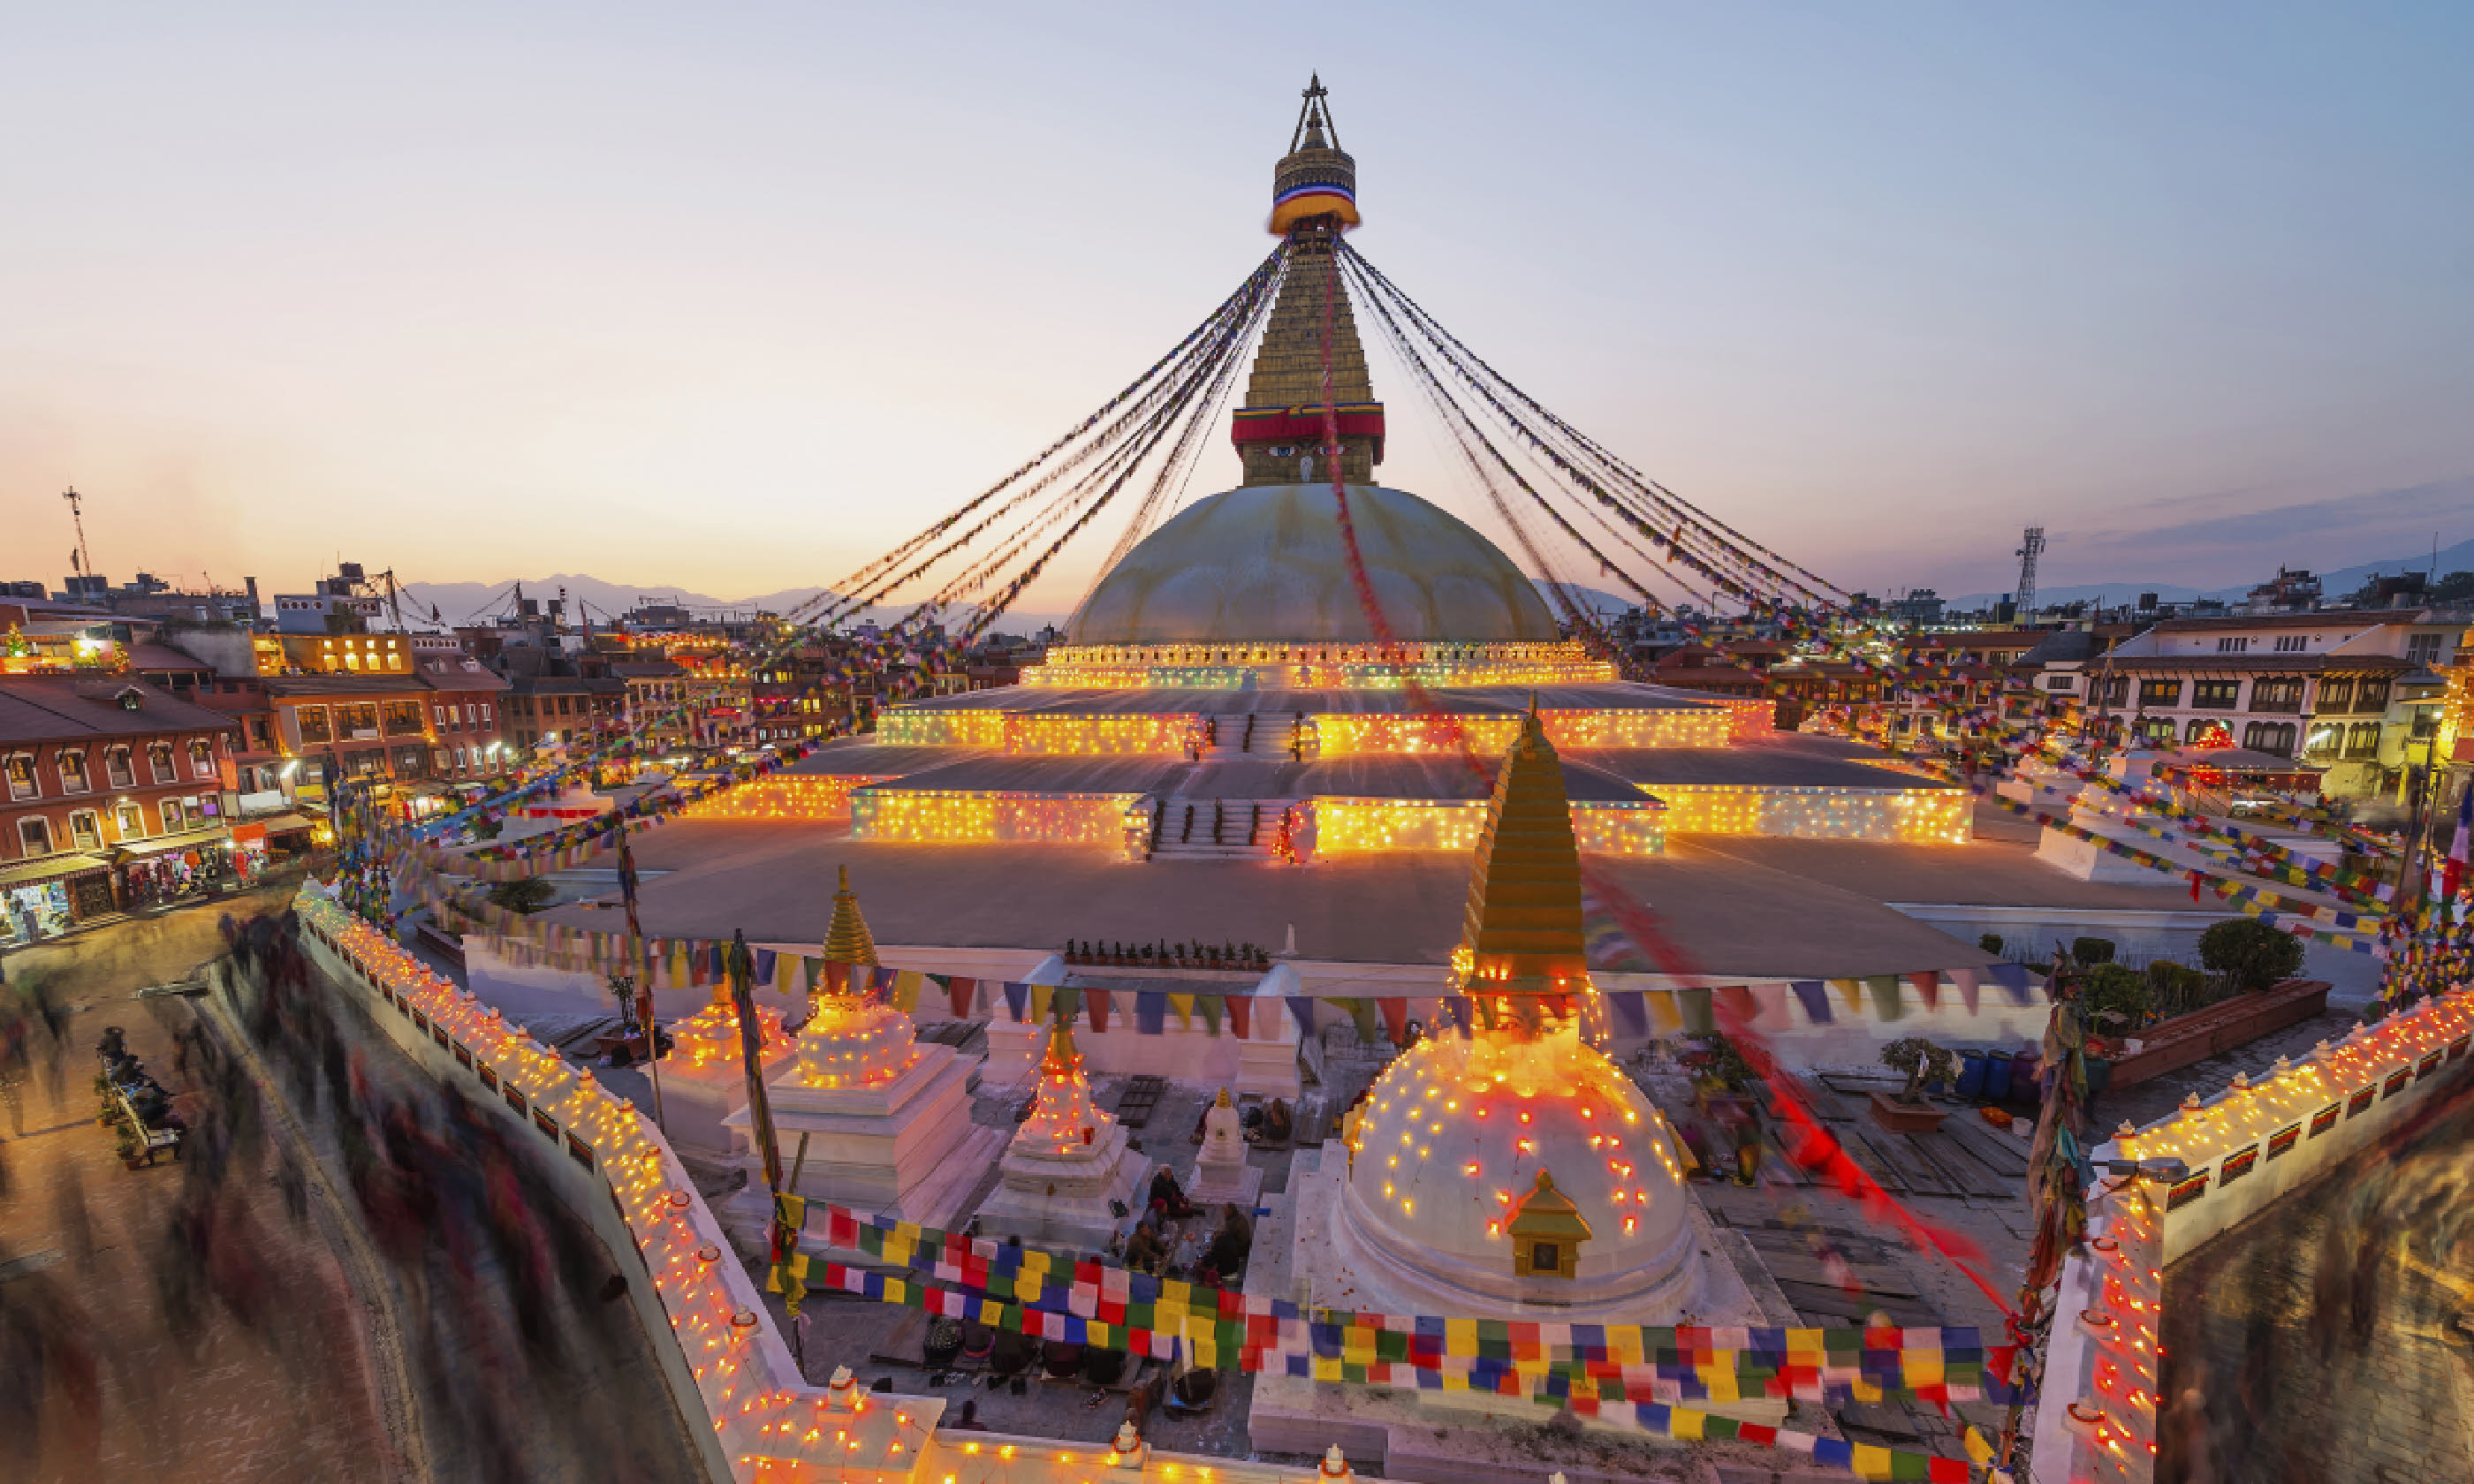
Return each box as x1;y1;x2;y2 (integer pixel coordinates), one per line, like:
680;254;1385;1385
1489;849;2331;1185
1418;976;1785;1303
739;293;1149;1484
822;865;880;974
1215;1086;1233;1109
1453;704;1587;996
1039;1011;1082;1079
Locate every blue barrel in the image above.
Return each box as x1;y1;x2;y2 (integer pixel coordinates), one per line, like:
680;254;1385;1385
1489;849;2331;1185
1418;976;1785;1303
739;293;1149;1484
1955;1049;1989;1101
1981;1049;2015;1102
2012;1050;2043;1104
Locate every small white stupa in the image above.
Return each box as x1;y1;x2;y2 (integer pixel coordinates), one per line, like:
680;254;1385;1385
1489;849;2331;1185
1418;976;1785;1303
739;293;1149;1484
1184;1086;1263;1209
734;868;993;1228
971;1010;1148;1253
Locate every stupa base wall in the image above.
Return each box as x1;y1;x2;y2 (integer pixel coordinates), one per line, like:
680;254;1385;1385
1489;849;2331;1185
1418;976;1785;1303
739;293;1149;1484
1183;1157;1264;1212
973;1138;1150;1255
652;1054;792;1158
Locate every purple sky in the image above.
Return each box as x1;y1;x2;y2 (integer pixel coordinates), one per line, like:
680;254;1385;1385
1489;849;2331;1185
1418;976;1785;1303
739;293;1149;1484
4;4;2469;610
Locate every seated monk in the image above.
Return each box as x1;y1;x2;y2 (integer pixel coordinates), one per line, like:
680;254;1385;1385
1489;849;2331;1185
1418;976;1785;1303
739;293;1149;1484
1041;1338;1085;1379
1199;1205;1251;1286
1122;1221;1168;1276
1248;1098;1292;1146
1147;1164;1195;1220
989;1327;1036;1378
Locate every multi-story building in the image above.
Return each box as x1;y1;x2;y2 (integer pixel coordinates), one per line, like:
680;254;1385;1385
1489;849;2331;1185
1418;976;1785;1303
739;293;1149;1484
2100;610;2470;795
503;676;627;752
414;655;512;784
1;675;243;940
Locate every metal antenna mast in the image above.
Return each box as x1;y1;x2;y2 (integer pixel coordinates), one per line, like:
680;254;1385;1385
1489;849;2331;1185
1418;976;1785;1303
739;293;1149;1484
2014;526;2045;618
62;486;95;586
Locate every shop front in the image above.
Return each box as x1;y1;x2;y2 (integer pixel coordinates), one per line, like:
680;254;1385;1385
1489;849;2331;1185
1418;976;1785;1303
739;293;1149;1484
112;826;241;910
0;853;117;946
231;811;319;870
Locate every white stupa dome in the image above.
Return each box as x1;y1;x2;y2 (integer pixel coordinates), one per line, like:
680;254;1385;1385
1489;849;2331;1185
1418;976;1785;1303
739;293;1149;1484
1341;1022;1696;1310
1069;483;1558;644
790;993;920;1090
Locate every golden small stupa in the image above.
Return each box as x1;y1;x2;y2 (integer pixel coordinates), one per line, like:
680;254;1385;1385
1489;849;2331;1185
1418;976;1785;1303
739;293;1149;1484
1450;702;1589;1003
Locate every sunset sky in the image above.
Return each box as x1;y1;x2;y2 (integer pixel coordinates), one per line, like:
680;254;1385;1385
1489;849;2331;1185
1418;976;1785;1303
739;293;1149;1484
4;4;2470;612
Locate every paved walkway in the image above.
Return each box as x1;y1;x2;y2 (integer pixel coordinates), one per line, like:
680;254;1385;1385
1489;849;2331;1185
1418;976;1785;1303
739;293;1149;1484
0;884;390;1484
2159;1070;2474;1484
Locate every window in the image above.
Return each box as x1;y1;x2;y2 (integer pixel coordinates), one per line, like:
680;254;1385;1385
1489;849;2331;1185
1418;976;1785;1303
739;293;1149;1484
2242;722;2296;755
2139;678;2182;708
115;802;143;839
148;743;176;784
2408;632;2447;667
479;703;491;722
2250;678;2305;713
68;809;100;850
105;746;135;789
382;700;424;736
2192;679;2242;709
2185;717;2225;744
557;694;572;716
57;749;87;792
2303;723;2342;760
336;703;380;738
2273;634;2307;653
4;753;34;801
248;715;273;750
2317;678;2355;713
2356;677;2392;712
17;817;51;856
2045;673;2075;691
433;704;449;725
296;705;332;743
2346;722;2382;759
189;738;215;777
2216;636;2250;654
160;799;185;834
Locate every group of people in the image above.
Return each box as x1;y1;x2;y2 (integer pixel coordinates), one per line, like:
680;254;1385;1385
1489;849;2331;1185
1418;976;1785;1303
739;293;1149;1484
1121;1180;1254;1287
96;1025;186;1143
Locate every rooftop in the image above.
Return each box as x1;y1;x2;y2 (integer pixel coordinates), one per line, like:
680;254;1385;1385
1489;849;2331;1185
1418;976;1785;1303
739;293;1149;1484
0;675;239;744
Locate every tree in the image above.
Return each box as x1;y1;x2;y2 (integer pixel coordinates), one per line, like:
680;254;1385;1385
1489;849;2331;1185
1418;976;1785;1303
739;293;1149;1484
2198;918;2305;993
486;877;558;915
2080;963;2154;1031
1880;1036;1955;1102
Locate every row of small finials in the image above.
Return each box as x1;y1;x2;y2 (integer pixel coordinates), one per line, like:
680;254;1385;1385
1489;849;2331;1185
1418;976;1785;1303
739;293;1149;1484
1061;940;1275;972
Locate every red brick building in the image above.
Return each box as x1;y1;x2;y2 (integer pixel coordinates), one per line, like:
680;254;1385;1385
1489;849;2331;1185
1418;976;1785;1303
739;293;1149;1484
0;675;242;941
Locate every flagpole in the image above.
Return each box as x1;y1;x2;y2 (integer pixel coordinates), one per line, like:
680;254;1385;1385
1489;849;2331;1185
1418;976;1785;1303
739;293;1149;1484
615;807;664;1131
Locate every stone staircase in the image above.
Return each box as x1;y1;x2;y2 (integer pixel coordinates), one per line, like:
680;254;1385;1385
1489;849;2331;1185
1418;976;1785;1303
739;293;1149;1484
1150;795;1300;859
1196;710;1311;760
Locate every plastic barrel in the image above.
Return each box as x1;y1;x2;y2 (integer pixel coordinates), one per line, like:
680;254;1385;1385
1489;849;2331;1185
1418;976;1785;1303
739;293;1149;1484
2012;1050;2042;1104
1981;1049;2015;1102
1955;1049;1989;1101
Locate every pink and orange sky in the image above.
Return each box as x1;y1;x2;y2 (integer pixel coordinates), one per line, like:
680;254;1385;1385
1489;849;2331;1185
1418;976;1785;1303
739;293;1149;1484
5;4;2470;612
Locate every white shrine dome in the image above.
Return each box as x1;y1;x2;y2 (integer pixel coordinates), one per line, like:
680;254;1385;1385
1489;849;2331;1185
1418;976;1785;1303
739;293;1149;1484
1068;483;1559;644
790;993;920;1090
1341;1023;1697;1311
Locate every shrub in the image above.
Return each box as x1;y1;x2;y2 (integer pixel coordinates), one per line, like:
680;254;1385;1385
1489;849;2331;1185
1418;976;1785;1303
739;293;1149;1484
486;877;558;915
2080;963;2153;1031
2198;919;2306;993
1880;1036;1955;1099
1978;933;2007;957
2071;936;2117;965
2144;959;2213;1018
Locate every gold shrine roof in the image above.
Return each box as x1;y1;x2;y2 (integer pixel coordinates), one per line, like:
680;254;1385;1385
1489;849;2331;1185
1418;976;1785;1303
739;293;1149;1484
822;865;880;967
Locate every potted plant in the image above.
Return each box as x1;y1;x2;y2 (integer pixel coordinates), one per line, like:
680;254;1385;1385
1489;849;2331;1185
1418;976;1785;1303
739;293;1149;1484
1869;1036;1954;1132
116;1124;146;1170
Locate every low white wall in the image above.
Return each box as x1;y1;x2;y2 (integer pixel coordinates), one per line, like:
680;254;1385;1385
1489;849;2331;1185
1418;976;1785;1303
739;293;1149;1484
1891;901;2386;1004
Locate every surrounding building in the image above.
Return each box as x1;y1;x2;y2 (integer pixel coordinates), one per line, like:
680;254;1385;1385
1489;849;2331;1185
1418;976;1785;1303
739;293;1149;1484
1;674;244;940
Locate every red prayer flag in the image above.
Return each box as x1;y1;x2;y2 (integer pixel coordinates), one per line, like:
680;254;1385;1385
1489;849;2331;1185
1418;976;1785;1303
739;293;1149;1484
1087;989;1110;1033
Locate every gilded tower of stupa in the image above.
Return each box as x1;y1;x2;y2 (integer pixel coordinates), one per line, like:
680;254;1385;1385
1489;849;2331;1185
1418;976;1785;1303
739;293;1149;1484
1234;74;1384;488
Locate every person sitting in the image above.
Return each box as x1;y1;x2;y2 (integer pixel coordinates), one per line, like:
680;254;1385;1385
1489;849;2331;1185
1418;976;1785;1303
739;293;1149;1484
1147;1165;1195;1221
1169;1367;1218;1411
1122;1221;1168;1276
1041;1338;1085;1379
1082;1347;1127;1386
989;1327;1036;1378
950;1398;989;1431
1247;1098;1292;1146
959;1320;996;1367
1199;1203;1250;1283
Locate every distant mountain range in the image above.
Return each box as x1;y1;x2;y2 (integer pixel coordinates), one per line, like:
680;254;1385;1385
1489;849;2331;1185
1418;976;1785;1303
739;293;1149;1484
393;573;1079;637
1940;536;2474;613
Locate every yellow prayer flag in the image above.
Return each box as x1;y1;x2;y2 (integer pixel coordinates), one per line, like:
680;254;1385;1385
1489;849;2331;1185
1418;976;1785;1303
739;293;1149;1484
1311;1355;1342;1382
1168;993;1195;1028
892;970;924;1012
1031;984;1053;1023
1446;1318;1479;1357
1645;990;1682;1034
1849;1443;1893;1480
1830;978;1864;1014
1668;1408;1706;1441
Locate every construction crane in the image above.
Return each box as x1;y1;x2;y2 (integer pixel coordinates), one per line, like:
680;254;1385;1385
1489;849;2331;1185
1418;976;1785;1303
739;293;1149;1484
63;486;95;588
2014;526;2045;618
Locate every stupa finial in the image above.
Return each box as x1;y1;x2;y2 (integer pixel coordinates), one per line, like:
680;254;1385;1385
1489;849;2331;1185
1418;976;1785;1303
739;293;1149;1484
822;865;880;980
1451;707;1587;998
